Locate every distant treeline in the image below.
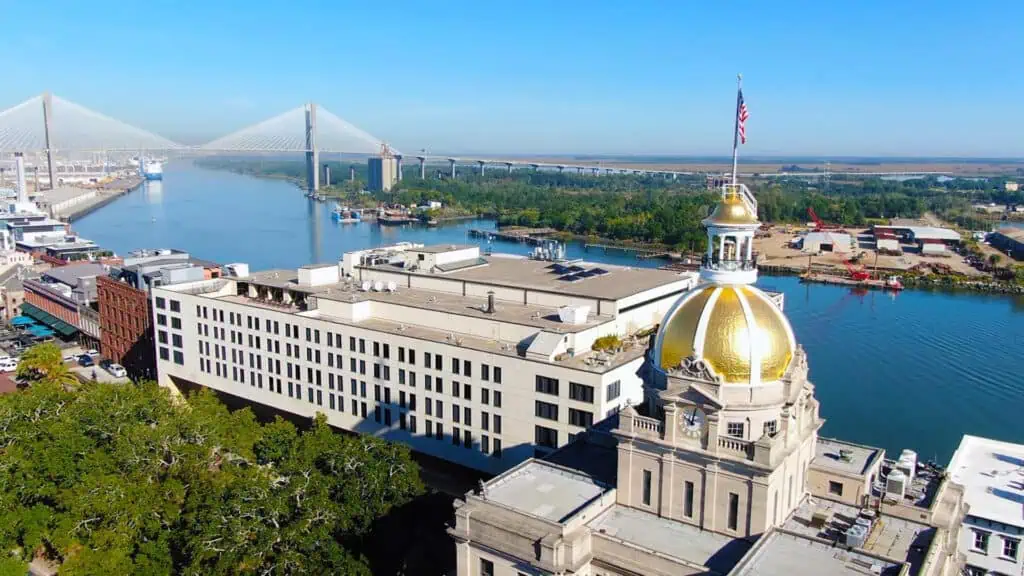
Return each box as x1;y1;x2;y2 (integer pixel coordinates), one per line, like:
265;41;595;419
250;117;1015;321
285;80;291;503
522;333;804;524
197;158;1020;248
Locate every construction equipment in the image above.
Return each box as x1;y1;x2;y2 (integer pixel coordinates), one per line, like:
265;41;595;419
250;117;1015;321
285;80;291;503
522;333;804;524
806;207;871;281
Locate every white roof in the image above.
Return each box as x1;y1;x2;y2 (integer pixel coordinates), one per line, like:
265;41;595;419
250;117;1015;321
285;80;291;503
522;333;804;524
484;460;607;523
947;434;1024;527
804;231;851;244
875;225;961;241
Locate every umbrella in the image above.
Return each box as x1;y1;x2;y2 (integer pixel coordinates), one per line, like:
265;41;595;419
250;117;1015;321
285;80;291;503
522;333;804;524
10;316;35;327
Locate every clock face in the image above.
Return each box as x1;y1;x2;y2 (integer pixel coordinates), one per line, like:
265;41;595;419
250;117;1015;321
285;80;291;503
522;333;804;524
679;406;706;437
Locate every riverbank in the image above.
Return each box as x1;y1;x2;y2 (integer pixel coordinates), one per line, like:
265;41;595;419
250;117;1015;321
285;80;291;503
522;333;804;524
59;177;145;222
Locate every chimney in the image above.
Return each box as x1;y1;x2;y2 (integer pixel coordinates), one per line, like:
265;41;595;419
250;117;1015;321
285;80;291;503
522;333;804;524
14;153;27;204
486;291;495;314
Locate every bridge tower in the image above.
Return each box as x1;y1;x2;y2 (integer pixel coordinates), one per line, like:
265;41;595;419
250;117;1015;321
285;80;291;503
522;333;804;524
304;103;319;192
39;92;56;191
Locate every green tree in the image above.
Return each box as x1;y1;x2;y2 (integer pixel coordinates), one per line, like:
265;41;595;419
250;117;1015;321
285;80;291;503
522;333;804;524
989;253;1002;267
0;357;423;575
15;342;77;387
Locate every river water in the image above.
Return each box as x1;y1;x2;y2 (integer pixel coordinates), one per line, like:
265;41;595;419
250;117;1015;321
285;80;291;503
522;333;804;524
75;162;1024;463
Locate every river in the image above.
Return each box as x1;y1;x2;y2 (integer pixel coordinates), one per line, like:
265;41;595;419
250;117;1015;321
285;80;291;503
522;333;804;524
74;162;1024;463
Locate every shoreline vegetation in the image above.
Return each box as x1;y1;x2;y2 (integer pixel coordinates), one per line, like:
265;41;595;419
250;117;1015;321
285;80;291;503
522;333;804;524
194;158;1024;294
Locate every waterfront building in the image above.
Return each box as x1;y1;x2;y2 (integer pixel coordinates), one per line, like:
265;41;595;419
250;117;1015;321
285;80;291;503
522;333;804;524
0;265;28;322
448;184;966;575
801;230;853;253
21;262;106;343
871;224;961;255
99;249;219;379
947;435;1024;576
368;156;398;192
989;228;1024;261
152;242;698;473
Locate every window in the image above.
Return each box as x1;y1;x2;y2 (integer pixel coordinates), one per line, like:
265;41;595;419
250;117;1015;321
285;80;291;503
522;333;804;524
359;339;365;354
169;299;180;312
463;360;471;377
424;353;431;369
481;434;489;454
479;558;494;576
349;336;356;351
452;404;460;423
451;357;459;374
159;347;169;360
999;537;1015;557
171;317;181;330
569;408;593;428
727;493;739;531
463;383;471;401
172;334;183;348
373;341;380;357
493;366;502;384
642;470;652;506
535;425;557;449
727;422;745;439
1003;537;1019;560
481;364;490;381
481;411;489;431
493;390;502;408
569;382;594;403
492;438;502;458
606;380;621;401
452;427;461;445
425;419;433;437
535;401;558;421
435;400;443;418
434;354;441;369
463;407;471;426
425;375;432;391
399;369;406;385
306;327;312;342
684;480;694;518
493;414;502;434
157;313;167;326
764;420;778;436
158;330;168;344
481;388;490;405
973;530;990;552
463;429;472;448
536;375;559;396
155;296;166;309
824;481;844;497
173;351;184;365
409;349;416;365
383;344;389;359
452;382;460;398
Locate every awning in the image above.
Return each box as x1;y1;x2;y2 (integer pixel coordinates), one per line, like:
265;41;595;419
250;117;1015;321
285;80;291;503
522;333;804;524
10;316;35;327
19;303;78;337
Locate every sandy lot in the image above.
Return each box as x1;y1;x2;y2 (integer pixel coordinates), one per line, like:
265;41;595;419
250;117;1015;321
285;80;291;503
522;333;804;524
754;225;986;277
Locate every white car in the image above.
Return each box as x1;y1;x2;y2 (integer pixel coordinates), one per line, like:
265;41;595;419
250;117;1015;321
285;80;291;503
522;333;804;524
0;359;17;373
85;349;100;357
62;352;79;362
106;363;127;378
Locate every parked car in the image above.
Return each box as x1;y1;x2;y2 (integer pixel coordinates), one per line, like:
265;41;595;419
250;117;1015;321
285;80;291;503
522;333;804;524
78;355;94;367
62;352;79;362
99;359;113;370
85;349;99;357
106;363;127;378
0;358;17;372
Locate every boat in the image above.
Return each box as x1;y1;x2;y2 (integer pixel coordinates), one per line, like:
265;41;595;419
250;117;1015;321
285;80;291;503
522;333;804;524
332;207;362;223
884;276;904;291
142;161;163;181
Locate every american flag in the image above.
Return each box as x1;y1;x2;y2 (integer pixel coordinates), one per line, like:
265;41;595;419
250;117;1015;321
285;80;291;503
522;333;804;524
737;90;749;144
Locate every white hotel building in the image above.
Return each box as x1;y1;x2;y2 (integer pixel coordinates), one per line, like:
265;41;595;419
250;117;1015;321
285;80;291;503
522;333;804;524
152;243;699;473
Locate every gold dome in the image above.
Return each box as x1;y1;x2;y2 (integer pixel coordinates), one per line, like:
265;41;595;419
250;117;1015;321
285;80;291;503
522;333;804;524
655;284;795;384
706;189;759;225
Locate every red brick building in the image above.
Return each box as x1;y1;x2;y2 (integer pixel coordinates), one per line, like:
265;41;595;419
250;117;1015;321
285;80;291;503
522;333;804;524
97;275;155;380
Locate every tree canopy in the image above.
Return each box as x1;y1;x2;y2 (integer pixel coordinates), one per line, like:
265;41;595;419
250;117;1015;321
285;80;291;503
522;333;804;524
0;355;422;575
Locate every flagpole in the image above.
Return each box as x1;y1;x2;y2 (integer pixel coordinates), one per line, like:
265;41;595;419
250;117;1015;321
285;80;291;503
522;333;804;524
731;73;742;186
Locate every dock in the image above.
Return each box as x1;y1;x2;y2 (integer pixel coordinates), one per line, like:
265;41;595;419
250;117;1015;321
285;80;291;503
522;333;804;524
583;243;669;259
469;227;554;245
800;273;902;291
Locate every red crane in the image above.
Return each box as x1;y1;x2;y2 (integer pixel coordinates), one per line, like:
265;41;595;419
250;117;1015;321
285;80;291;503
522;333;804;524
806;207;871;281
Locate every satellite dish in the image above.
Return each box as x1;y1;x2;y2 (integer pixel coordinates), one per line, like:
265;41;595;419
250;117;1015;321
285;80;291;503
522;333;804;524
361;281;371;291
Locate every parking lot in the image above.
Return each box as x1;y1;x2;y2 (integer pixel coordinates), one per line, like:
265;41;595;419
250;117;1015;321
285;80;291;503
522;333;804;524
0;328;130;385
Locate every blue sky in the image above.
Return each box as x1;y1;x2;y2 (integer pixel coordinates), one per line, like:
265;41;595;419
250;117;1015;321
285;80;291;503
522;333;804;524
2;1;1022;157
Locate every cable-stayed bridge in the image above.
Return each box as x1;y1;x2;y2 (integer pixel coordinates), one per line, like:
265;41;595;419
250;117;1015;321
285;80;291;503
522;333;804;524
0;93;955;192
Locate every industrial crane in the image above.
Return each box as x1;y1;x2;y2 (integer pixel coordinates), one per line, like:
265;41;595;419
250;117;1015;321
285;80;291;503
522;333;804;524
806;207;872;281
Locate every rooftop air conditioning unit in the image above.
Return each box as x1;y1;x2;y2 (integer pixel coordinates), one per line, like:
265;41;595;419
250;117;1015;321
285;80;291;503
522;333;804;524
885;469;908;499
373;281;384;292
558;305;591;325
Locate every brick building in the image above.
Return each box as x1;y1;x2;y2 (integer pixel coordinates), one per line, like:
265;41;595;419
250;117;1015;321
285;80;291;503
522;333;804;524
21;262;105;341
98;275;155;380
98;250;219;380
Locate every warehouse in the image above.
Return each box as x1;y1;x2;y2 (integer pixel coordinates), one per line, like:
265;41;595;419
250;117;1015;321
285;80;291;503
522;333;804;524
800;231;853;254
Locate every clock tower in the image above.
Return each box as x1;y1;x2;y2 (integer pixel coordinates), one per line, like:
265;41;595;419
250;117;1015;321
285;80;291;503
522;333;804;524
612;182;823;537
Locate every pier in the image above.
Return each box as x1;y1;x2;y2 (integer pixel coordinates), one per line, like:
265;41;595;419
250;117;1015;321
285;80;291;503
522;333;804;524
468;227;554;245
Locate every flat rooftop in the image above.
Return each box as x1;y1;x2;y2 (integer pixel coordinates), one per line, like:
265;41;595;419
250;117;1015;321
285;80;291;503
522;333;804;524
947;434;1024;527
873;225;961;241
784;498;933;569
364;253;691;301
589;505;751;573
483;460;608;523
239;269;607;331
996;227;1024;242
812;437;882;477
729;530;904;576
412;244;475;254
